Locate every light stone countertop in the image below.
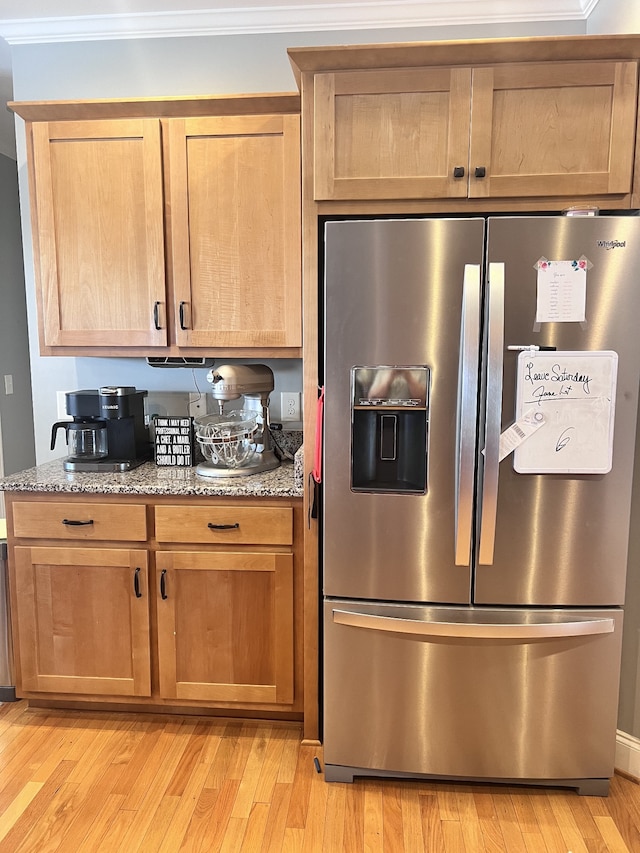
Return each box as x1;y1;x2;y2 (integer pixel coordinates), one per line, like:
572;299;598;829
0;458;303;499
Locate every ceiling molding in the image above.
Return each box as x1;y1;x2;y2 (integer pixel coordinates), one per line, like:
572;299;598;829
0;0;600;45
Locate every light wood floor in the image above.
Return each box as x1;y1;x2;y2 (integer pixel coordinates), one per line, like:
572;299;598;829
0;701;639;852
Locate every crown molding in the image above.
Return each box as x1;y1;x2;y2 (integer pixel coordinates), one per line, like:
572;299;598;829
0;0;600;45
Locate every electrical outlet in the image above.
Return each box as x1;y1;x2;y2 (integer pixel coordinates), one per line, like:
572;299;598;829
281;391;301;422
3;375;13;395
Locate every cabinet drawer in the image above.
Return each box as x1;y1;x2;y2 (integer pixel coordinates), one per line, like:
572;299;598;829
155;505;293;545
12;501;147;541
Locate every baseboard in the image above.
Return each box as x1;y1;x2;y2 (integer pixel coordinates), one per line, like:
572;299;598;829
615;729;640;781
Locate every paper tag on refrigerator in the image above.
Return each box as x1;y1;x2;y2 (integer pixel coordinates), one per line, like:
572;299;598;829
498;410;545;461
535;259;587;323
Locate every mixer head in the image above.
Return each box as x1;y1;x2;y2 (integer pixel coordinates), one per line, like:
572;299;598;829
206;364;275;403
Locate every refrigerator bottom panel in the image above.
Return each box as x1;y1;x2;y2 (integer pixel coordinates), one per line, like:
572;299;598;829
323;765;610;797
323;600;623;794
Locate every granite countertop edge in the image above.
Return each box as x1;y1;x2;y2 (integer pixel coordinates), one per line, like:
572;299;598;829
0;459;304;499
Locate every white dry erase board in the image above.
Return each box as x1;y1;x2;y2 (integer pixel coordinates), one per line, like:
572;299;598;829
514;350;618;474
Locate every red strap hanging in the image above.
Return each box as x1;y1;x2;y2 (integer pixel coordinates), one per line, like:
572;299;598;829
312;386;324;484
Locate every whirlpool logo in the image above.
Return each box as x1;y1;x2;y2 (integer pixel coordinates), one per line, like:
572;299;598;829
597;239;627;250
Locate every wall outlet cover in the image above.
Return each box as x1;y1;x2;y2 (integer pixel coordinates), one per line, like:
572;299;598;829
281;391;301;421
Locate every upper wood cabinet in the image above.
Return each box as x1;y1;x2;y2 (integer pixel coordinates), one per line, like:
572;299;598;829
167;115;301;349
31;119;167;349
313;66;471;200
12;96;302;356
312;61;638;202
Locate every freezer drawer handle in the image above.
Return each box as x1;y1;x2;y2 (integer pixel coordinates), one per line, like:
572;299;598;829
332;609;615;639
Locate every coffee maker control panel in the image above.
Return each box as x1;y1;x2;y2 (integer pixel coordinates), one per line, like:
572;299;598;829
98;386;140;419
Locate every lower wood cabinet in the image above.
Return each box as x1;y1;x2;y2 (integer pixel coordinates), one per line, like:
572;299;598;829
4;492;304;722
13;545;151;697
156;550;293;704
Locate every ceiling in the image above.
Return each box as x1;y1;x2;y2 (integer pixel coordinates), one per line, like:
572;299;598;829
0;0;602;157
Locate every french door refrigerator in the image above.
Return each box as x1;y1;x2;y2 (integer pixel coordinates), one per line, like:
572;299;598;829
322;215;640;795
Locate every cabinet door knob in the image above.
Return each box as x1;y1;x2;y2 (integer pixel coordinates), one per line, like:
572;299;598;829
160;568;168;600
179;301;189;331
134;567;143;599
153;301;163;330
208;522;240;530
453;166;465;178
475;166;487;178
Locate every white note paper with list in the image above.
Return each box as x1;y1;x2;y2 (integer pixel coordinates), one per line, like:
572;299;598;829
535;259;587;323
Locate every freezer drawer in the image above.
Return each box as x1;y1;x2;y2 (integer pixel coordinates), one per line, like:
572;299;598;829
324;600;622;794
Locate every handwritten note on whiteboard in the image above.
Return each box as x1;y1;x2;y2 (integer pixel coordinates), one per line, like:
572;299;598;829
513;351;618;474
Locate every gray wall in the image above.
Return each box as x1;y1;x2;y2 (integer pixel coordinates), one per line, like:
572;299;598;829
0;38;15;158
588;0;640;33
0;152;35;499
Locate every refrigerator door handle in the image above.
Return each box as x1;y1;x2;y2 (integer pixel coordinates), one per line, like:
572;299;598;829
332;609;615;639
478;261;505;565
455;264;481;566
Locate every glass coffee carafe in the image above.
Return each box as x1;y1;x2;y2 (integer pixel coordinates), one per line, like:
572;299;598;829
51;418;108;461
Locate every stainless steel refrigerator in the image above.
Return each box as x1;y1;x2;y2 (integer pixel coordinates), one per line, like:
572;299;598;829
322;215;640;795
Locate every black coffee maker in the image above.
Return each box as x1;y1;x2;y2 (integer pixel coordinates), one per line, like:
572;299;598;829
51;386;152;472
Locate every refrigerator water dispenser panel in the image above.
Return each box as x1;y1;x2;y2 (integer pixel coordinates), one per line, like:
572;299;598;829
350;366;429;494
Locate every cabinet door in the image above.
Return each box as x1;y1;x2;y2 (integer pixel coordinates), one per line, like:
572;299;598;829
168;115;301;348
156;550;294;705
469;61;638;199
30;119;167;348
313;67;472;200
13;546;151;696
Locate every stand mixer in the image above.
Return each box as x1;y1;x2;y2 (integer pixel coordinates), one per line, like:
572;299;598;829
194;364;280;478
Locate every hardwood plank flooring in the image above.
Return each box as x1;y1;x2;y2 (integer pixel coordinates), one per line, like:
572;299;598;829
0;701;639;852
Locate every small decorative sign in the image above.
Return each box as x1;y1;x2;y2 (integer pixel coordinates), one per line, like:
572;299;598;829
154;416;193;467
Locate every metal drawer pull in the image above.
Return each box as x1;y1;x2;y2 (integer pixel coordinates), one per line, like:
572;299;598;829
153;301;163;330
62;518;94;526
179;301;188;330
333;610;615;639
134;567;142;599
160;569;168;600
208;523;240;530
